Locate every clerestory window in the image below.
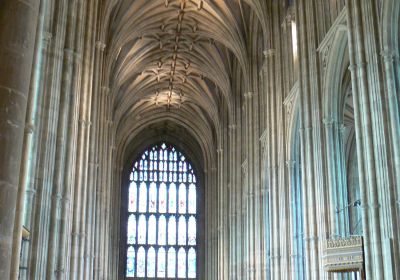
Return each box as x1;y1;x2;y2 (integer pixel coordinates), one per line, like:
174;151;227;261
124;143;197;279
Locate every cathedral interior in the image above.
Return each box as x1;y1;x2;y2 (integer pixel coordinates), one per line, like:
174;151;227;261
0;0;399;279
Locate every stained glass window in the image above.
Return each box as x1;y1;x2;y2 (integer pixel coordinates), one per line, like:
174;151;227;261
126;247;135;277
127;215;136;244
125;143;198;279
147;247;156;277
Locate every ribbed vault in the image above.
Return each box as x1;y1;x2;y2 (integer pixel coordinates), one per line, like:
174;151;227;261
102;0;253;153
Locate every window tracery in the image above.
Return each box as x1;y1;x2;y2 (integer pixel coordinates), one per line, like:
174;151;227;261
125;143;197;279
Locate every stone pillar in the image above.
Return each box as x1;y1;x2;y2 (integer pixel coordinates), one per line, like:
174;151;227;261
0;0;40;277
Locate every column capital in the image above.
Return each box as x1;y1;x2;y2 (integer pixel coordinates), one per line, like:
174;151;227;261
42;32;52;43
285;160;296;168
101;86;110;95
24;122;35;134
228;124;237;130
244;91;253;99
322;117;335;127
95;41;106;51
381;48;398;63
263;49;276;58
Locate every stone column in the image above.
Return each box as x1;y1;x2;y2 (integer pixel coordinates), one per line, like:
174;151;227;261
0;0;40;277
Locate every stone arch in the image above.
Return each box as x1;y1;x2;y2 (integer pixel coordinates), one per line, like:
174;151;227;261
287;103;306;280
322;23;362;242
115;121;209;279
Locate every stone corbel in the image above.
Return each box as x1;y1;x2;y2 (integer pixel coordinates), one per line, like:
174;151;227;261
95;41;106;51
263;49;276;59
381;48;398;63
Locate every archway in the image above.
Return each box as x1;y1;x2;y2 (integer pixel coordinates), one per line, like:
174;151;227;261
121;142;200;279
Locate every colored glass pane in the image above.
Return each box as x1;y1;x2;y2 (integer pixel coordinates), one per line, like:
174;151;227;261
179;183;186;213
167;248;176;278
149;183;157;212
128;182;137;212
158;215;166;245
188;184;196;214
168;216;176;245
148;215;157;244
137;247;145;277
188;217;196;245
159;183;167;213
138;215;146;244
147;247;156;277
169;183;177;213
178;248;186;278
178;216;186;245
138;182;147;212
127;215;136;244
188;248;196;278
126;247;135;277
125;143;198;278
158;247;166;277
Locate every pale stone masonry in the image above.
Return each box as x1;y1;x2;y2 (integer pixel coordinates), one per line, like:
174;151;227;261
0;0;399;279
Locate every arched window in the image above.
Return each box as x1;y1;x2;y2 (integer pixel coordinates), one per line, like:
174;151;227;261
125;143;198;279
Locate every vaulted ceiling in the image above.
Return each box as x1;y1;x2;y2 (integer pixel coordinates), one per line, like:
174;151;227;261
101;0;267;161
